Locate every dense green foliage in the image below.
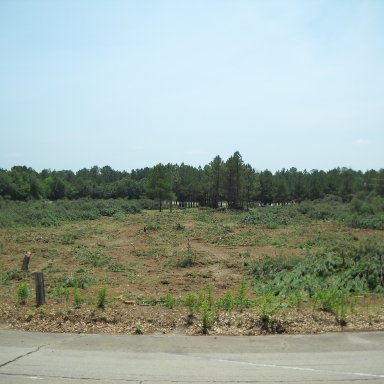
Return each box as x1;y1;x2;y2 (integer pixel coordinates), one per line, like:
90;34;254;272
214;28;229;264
1;187;383;231
1;153;383;209
0;198;156;227
251;239;384;296
241;194;384;230
0;165;148;201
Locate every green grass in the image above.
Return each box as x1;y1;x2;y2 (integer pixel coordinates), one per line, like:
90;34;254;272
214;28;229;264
72;244;109;267
163;293;176;308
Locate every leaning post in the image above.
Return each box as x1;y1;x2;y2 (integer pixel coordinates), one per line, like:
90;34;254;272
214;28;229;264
21;251;31;272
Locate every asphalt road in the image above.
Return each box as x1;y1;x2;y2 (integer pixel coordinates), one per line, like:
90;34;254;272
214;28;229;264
1;329;384;383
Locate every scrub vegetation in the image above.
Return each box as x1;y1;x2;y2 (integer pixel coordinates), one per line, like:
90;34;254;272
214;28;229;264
0;196;383;335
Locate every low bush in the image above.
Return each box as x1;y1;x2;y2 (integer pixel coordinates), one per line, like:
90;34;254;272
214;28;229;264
96;286;107;309
250;240;384;296
315;288;341;312
0;198;150;228
217;290;235;312
201;301;215;334
257;293;280;324
73;288;84;308
163;293;176;308
59;273;97;289
174;250;196;268
185;292;198;315
134;323;143;334
347;193;384;229
17;283;29;305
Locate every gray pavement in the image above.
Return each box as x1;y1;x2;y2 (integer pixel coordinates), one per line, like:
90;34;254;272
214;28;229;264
1;329;384;383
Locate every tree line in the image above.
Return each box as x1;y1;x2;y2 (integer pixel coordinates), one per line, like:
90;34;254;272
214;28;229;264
1;151;383;208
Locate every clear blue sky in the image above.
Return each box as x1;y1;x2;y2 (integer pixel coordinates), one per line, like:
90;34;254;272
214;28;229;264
1;0;383;172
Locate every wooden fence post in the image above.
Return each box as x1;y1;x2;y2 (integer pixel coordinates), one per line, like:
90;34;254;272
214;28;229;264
34;271;45;306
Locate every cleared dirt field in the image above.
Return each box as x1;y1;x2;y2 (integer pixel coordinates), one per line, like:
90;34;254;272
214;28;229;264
1;208;383;335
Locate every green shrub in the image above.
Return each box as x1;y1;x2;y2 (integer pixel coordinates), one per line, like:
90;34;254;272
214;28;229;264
217;290;235;312
257;293;279;321
134;323;143;334
164;293;176;309
17;283;29;305
347;214;384;230
60;273;97;289
185;292;197;315
251;239;384;297
242;205;310;227
315;288;341;312
201;301;214;335
315;288;350;325
347;193;384;229
0;198;144;228
145;221;161;231
96;286;107;309
73;288;84;308
249;254;302;281
174;250;196;268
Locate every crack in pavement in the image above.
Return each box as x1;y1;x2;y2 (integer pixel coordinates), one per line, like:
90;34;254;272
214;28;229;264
0;333;86;370
1;339;383;383
0;345;44;369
